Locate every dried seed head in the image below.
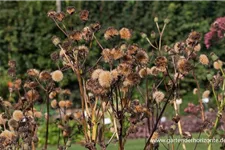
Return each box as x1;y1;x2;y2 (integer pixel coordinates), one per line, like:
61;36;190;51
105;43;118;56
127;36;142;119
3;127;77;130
59;100;66;108
127;44;139;55
111;47;124;60
153;91;165;103
39;71;51;81
34;111;42;118
117;63;132;76
8;68;16;77
25;90;39;101
47;10;57;18
52;36;61;46
213;60;223;70
8;60;16;68
102;48;113;63
177;58;192;75
202;90;210;98
78;45;89;59
199;54;209;65
0;130;14;140
91;69;104;80
149;66;159;76
55;12;66;22
0;114;7;125
65;101;73;108
51;99;58;109
119;28;132;40
193;88;198;95
8;119;18;129
98;71;112;88
3;101;12;108
173;42;185;53
135;50;149;64
90;22;101;32
66;6;75;15
86;79;108;96
80;10;89;21
69;31;83;41
110;69;119;81
123;73;140;87
13;110;23;121
139;68;151;78
49;91;57;99
82;27;93;42
51;70;63;82
51;51;60;61
194;43;201;51
188;31;201;42
151;132;159;143
27;69;40;77
155;56;168;72
104;27;119;40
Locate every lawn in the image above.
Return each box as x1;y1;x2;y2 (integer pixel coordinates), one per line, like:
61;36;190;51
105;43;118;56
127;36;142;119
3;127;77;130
40;133;221;150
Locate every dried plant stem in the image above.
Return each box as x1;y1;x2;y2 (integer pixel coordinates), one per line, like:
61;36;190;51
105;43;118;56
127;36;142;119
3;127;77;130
159;23;167;52
192;71;205;121
146;37;157;50
144;86;175;150
44;92;50;150
173;100;186;150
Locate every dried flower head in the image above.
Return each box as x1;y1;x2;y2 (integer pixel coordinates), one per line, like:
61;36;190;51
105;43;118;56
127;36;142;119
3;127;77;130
188;31;201;42
0;114;7;125
98;71;112;88
91;69;103;80
155;56;168;72
69;30;83;41
8;119;18;130
90;22;101;32
151;132;159;143
139;68;151;78
27;69;40;77
119;28;132;40
149;66;159;76
65;100;73;108
123;73;140;87
101;48;112;63
174;42;185;53
13;110;23;121
86;79;108;96
25;90;39;101
127;44;139;55
0;130;14;140
51;70;63;82
202;90;210;98
194;44;201;51
135;50;149;64
213;60;223;70
153;91;165;103
34;111;42;118
47;10;57;18
117;63;132;76
8;60;16;68
66;6;75;15
49;91;57;99
193;88;198;95
177;58;192;75
104;27;119;40
78;45;89;59
55;12;66;22
199;54;209;65
59;100;66;108
82;27;93;41
51;99;58;109
39;71;51;81
111;47;124;60
110;69;119;81
80;10;89;21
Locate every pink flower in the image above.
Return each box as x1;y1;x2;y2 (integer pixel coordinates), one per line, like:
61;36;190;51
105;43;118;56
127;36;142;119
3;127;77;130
204;17;225;49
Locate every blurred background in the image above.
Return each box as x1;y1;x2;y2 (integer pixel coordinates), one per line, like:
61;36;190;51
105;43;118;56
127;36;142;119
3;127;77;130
1;1;225;113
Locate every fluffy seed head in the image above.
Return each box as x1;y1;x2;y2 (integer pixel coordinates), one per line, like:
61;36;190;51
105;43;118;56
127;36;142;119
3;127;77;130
25;90;39;101
34;112;42;118
117;63;132;76
51;99;58;109
110;69;119;81
104;27;119;40
199;54;209;65
59;100;66;108
177;58;192;75
51;70;64;82
0;130;14;140
194;44;201;51
27;69;40;77
119;28;132;40
153;91;165;103
193;88;198;95
13;110;23;121
98;71;112;88
135;50;149;64
202;90;210;98
155;56;168;72
0;113;7;125
65;100;73;108
102;48;113;63
213;60;223;70
91;69;104;80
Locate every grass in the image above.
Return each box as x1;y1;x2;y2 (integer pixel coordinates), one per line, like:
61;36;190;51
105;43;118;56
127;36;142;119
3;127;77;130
39;133;221;150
